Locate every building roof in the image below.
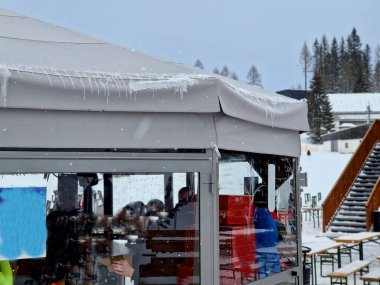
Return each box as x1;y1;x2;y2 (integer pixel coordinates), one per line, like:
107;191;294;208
328;93;380;114
322;124;371;141
276;89;310;101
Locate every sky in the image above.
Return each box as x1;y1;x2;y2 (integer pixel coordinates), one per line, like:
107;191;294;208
0;0;379;92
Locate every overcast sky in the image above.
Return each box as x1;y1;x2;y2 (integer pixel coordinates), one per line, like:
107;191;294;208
0;0;379;91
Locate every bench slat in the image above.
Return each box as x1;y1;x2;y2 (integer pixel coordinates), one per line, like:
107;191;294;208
327;260;370;278
360;268;380;282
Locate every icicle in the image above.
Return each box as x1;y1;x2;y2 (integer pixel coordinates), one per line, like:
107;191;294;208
0;66;11;107
116;72;128;97
108;72;121;97
90;72;100;95
74;71;86;100
64;70;75;89
82;71;93;94
53;68;66;88
41;67;53;87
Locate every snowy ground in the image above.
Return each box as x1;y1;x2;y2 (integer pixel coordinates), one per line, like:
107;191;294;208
299;149;380;284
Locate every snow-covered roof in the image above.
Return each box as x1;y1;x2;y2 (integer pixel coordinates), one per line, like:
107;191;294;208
328;93;380;113
0;8;308;156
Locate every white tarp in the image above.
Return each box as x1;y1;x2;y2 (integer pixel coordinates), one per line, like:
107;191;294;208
0;8;309;156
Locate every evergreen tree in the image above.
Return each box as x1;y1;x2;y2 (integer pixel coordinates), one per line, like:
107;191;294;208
213;67;220;74
320;35;330;82
246;65;262;87
299;41;313;90
193;59;204;70
338;37;350;92
347;28;363;91
220;66;230;77
230;72;239;80
307;70;334;143
321;92;335;133
374;46;380;92
361;44;372;92
325;37;340;93
312;39;321;72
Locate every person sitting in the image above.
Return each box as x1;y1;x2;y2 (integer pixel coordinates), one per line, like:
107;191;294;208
253;185;281;277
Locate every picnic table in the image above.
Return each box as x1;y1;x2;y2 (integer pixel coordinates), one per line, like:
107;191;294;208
334;232;380;261
303;240;344;285
302;206;322;228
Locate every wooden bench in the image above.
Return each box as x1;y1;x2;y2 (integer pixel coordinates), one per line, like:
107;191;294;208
360;268;380;285
326;260;370;285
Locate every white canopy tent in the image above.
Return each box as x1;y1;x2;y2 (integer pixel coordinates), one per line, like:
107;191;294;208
0;8;309;156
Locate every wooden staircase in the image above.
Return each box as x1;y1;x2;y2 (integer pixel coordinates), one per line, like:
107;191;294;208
328;143;380;233
323;120;380;233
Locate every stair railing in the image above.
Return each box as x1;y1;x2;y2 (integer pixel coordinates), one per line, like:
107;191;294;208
365;171;380;231
322;120;380;232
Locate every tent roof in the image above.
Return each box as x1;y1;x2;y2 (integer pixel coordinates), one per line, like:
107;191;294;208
0;8;309;157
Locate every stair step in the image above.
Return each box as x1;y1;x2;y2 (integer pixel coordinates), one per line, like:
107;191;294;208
358;174;379;179
346;196;369;202
348;191;371;197
353;182;374;188
329;226;366;233
351;187;373;192
335;215;366;222
339;210;366;216
363;164;380;169
330;220;366;228
340;206;366;212
342;201;366;207
356;176;378;181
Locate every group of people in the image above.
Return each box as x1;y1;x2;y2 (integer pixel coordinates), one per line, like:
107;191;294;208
112;186;195;282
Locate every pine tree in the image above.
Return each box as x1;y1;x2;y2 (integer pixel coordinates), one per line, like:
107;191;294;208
193;59;204;70
347;28;363;92
361;44;372;92
326;37;340;93
307;70;334;143
374;46;380;92
213;67;220;74
321;92;335;133
220;66;230;77
299;41;313;90
230;72;239;80
320;35;330;83
338;37;350;92
246;65;262;87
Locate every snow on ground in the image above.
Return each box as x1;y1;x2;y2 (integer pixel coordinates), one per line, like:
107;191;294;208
299;148;380;284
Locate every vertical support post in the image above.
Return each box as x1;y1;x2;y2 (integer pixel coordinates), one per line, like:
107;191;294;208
103;173;113;216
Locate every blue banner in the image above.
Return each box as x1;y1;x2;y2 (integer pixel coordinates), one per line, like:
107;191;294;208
0;187;47;260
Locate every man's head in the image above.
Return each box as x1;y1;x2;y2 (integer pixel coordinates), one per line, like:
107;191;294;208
178;187;192;204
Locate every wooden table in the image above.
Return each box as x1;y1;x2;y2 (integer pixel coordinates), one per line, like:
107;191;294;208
304;241;344;285
334;232;380;260
302;206;322;228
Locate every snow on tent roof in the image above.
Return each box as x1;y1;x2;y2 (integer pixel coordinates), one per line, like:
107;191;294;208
328;93;380;113
0;8;309;156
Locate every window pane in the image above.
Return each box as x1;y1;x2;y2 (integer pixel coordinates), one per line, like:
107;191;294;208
219;151;298;284
1;172;199;285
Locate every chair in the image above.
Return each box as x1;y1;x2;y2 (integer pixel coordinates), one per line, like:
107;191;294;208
304;193;311;205
311;196;317;208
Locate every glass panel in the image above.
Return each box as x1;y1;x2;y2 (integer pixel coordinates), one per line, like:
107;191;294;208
0;172;199;285
219;151;298;284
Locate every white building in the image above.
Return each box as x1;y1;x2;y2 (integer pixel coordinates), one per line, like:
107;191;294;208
328;93;380;130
